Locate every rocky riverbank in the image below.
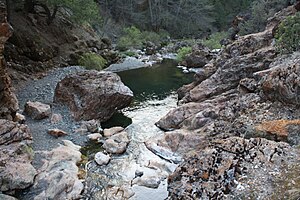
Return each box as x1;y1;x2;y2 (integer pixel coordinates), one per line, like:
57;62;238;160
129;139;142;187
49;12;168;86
1;1;300;200
154;4;300;199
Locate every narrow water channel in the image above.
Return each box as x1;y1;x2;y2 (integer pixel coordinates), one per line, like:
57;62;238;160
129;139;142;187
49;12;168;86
84;59;193;199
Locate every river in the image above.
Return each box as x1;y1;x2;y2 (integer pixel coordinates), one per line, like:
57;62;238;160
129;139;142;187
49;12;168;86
83;59;193;199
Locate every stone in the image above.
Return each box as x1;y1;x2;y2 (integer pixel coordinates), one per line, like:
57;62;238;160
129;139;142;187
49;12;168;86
0;194;18;200
0;162;37;192
50;113;63;124
102;131;130;154
132;176;162;189
23;141;83;200
54;71;133;121
0;119;32;145
0;120;36;192
82;119;101;133
48;129;68;138
259;53;300;105
13;113;26;124
106;186;135;199
103;126;124;137
135;169;144;178
24;101;51;120
182;44;215;68
94;152;110;166
87;133;102;141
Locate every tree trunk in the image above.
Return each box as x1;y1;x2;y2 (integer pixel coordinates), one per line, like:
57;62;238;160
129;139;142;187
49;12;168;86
5;0;10;22
35;3;58;25
24;0;35;13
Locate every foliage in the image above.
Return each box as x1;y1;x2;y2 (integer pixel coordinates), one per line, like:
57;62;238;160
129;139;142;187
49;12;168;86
117;26;169;50
177;47;192;62
22;0;101;25
212;0;252;31
201;31;227;49
98;0;215;38
239;0;290;35
275;12;300;54
78;53;107;70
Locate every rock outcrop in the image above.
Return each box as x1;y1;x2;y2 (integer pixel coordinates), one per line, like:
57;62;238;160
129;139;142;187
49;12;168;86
0;3;18;120
160;5;300;199
0;4;37;195
168;137;300;199
54;70;133;121
181;44;215;68
0;120;36;192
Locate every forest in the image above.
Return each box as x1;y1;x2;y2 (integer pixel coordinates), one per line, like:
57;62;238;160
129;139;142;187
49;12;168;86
6;0;295;38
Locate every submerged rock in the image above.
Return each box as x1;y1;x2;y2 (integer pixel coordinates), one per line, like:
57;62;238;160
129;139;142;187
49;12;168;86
54;70;133;121
102;131;130;154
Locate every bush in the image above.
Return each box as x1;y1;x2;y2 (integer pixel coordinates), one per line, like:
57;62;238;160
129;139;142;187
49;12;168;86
201;31;227;50
117;26;143;50
78;53;107;70
117;26;170;50
275;12;300;54
177;46;192;62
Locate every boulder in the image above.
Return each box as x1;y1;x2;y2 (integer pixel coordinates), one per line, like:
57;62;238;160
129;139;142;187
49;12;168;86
24;101;51;120
103;126;124;137
54;71;133;121
102;131;130;154
94;152;110;166
24;141;83;200
259;53;300;105
0;120;36;192
183;44;215;68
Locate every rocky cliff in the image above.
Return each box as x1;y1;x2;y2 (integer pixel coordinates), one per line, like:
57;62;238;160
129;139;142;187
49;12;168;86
155;5;300;199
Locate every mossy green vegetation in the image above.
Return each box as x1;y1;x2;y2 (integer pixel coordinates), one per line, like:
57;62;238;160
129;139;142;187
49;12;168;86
176;46;192;62
201;31;227;50
275;12;300;54
78;53;107;70
117;26;169;50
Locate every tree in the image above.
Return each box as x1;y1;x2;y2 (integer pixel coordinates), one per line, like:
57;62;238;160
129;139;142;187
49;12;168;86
24;0;101;25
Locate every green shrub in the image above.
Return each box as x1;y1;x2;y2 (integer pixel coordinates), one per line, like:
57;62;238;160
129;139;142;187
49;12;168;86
201;31;227;50
177;46;192;62
117;26;170;50
78;53;107;70
275;12;300;54
117;26;143;50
